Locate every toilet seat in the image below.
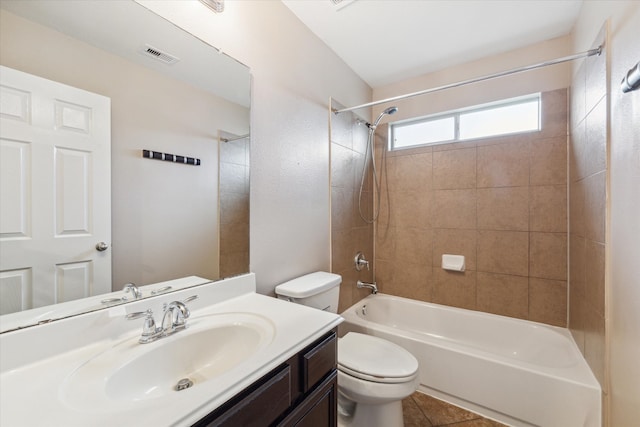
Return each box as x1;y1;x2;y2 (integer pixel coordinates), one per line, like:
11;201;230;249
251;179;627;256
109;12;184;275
338;332;418;384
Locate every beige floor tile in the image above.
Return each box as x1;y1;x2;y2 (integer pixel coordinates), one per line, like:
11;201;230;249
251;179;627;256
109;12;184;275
410;392;479;426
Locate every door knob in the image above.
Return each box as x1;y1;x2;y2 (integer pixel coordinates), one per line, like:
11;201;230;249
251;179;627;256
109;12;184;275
96;242;109;251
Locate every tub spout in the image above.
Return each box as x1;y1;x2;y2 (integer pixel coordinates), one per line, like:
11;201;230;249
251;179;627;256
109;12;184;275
357;280;378;294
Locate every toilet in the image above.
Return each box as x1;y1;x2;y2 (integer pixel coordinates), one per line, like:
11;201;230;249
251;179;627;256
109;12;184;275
275;272;419;427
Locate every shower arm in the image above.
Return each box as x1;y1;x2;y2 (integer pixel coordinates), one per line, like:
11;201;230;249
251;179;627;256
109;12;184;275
333;46;603;115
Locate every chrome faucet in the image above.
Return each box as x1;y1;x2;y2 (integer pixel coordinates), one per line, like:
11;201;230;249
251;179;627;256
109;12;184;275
357;280;378;294
126;295;198;344
161;300;190;335
123;283;142;300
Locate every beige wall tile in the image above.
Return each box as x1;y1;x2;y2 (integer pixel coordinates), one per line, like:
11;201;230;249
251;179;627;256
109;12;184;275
477;141;529;187
394;227;432;265
477;272;528;319
584;171;606;243
353;190;373;227
477;230;529;276
433;269;477;310
336;268;354;313
477;187;529;231
375;259;395;295
389;190;432;229
585;240;605;316
530;185;567;232
220;222;249;252
569;179;585;237
330;104;354;149
331;187;354;231
569;292;587;353
529;278;568;327
220;192;250;226
331;227;353;272
569;234;586;299
354;151;372;192
569;120;586;182
352;225;373;260
331;143;355;189
570;65;586;132
375;224;396;262
433;147;476;189
583;98;607;177
433;228;477;270
540;89;568;139
389;152;433;191
219;251;249;278
530;232;567;280
433;189;476;229
394;264;434;302
530;136;567;186
584;310;606;389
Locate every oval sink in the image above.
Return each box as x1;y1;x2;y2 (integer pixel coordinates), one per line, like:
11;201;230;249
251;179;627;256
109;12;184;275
59;312;275;410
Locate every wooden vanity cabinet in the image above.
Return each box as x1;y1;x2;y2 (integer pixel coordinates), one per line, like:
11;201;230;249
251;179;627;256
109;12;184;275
193;329;338;427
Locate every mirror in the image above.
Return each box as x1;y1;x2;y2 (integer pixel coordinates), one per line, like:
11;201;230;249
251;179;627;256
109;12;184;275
0;0;250;331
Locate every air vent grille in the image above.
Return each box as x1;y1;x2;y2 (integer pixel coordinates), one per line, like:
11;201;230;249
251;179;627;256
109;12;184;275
140;45;180;65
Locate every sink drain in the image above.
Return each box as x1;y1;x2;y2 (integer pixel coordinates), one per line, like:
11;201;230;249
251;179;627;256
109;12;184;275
175;378;194;391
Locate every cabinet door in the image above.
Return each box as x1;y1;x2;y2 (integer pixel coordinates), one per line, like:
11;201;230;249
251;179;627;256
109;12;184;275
278;371;337;427
194;365;291;427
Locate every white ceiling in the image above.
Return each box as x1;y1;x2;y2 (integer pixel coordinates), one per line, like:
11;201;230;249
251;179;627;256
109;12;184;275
282;0;583;88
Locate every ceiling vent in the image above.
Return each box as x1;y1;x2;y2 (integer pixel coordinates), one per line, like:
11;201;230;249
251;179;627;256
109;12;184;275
140;45;180;65
330;0;358;11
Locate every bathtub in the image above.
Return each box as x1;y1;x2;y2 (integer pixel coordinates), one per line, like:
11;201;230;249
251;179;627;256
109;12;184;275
339;294;601;427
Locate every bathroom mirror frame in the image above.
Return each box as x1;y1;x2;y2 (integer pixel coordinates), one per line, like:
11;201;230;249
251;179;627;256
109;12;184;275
0;0;251;332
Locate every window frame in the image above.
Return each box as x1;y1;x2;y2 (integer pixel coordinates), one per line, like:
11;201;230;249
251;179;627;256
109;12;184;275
389;93;541;151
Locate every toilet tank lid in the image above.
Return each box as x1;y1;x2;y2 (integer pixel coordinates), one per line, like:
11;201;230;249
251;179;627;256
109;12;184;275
275;272;342;298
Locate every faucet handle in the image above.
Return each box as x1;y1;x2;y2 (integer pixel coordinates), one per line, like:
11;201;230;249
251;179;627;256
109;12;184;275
126;309;158;342
354;252;370;271
182;295;198;304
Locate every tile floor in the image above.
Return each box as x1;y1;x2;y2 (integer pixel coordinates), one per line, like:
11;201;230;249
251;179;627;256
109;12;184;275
403;392;509;427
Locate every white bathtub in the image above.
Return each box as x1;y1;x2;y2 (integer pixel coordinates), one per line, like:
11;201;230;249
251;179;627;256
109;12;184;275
339;294;601;427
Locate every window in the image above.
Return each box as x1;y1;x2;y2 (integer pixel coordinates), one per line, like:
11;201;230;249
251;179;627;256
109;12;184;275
390;94;540;150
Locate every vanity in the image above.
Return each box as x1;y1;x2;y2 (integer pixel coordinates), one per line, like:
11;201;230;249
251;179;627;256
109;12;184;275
0;274;342;426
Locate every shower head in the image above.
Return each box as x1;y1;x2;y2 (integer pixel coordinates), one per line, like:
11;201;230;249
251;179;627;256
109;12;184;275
383;106;398;115
371;106;398;129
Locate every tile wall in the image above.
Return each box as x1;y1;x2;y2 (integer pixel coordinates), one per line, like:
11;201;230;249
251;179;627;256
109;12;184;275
330;105;375;312
219;136;250;277
374;89;569;327
568;28;608;391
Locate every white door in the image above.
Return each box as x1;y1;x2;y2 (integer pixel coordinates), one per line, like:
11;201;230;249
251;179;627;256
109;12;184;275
0;66;111;315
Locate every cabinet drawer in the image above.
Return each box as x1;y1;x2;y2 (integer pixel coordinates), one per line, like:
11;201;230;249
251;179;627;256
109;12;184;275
201;365;291;427
302;331;336;392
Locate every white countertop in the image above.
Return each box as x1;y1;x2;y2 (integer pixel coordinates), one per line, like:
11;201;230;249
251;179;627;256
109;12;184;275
0;273;343;426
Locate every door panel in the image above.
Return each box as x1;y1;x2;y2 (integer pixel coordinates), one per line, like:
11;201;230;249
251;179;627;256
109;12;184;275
0;66;111;314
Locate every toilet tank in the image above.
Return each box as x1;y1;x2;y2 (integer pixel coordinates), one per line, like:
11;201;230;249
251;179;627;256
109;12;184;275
275;272;341;313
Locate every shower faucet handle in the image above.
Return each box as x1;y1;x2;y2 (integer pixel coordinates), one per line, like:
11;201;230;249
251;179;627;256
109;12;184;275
354;252;370;271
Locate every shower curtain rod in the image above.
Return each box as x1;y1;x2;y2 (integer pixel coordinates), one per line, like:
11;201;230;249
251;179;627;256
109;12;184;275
333;46;603;115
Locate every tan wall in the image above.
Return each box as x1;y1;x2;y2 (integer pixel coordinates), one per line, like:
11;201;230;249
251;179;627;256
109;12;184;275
571;1;640;425
373;90;568;326
330;105;374;312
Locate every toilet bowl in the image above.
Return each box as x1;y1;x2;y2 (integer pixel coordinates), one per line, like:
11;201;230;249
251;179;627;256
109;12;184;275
337;332;419;427
275;272;419;427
